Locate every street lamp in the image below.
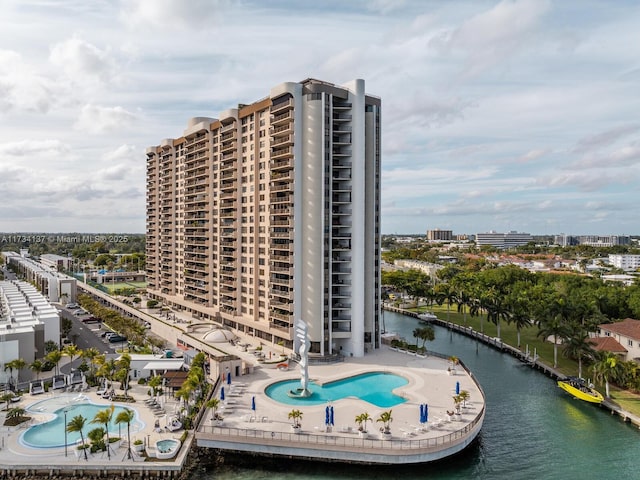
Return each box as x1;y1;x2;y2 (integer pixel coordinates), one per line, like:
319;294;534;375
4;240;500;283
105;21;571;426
63;408;69;457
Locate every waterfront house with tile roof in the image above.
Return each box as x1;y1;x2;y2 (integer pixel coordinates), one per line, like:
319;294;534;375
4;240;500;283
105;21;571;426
596;318;640;362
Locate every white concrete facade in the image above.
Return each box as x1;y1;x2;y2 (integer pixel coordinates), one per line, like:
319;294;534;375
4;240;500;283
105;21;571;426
0;280;61;384
609;254;640;272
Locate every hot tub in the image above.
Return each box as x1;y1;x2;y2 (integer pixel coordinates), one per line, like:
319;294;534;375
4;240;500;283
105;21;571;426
155;438;181;459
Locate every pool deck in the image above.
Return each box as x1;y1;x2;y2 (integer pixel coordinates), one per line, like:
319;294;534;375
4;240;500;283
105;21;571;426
0;383;189;476
196;344;485;464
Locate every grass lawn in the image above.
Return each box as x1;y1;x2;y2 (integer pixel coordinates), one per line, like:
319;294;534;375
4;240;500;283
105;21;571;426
402;302;640;415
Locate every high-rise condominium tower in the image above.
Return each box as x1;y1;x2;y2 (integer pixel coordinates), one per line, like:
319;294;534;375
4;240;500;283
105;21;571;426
146;78;381;358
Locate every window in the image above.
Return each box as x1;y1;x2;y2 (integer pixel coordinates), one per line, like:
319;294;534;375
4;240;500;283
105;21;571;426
629;339;633;347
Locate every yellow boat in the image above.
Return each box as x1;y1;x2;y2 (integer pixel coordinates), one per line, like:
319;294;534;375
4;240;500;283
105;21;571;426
557;377;604;404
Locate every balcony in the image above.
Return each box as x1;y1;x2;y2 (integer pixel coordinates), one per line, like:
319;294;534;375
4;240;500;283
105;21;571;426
271;146;293;159
271;111;292;126
272;134;293;148
270;97;293;114
270;193;292;204
270;182;292;193
271;158;293;171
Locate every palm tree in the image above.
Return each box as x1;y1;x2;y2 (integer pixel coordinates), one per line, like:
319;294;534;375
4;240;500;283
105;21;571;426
148;375;162;398
508;295;532;348
1;393;13;411
66;414;89;460
288;409;303;428
485;294;510;340
4;360;16;389
592;352;622;398
92;406;114;460
46;350;63;376
29;360;43;381
562;324;596;378
458;390;470;408
63;344;82;369
376;410;393;434
355;412;372;432
115;408;135;460
81;347;100;379
7;406;26;420
10;358;26;387
206;398;221;421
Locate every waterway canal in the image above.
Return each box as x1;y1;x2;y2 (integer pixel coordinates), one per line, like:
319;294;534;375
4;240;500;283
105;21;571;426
197;311;640;480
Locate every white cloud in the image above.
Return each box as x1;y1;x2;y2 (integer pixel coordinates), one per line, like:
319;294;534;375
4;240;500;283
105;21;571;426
0;50;57;113
121;0;226;30
103;144;139;163
49;36;117;85
0;139;69;157
433;0;551;78
573;124;640;153
74;104;137;134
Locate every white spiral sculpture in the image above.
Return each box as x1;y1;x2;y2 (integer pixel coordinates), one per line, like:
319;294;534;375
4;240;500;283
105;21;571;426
296;318;311;396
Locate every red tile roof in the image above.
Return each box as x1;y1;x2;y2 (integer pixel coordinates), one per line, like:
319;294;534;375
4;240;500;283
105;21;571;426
599;318;640;341
589;336;627;353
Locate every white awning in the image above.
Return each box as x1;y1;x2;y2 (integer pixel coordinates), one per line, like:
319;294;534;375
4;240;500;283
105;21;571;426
142;360;185;371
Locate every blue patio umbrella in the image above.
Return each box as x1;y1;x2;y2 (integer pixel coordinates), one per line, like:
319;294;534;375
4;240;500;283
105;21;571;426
456;381;460;395
325;406;330;426
424;404;428;423
330;406;334;426
220;387;225;401
251;396;256;411
419;404;425;424
227;372;232;385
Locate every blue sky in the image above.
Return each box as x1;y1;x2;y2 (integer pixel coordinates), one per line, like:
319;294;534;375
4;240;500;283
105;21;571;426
0;0;638;235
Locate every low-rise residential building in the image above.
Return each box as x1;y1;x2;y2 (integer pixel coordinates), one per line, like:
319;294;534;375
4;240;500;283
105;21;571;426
596;318;640;362
0;280;61;385
609;254;640;272
393;259;443;277
39;254;72;272
2;251;77;303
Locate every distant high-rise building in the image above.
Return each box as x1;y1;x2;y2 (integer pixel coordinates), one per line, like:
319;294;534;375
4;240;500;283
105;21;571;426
426;229;453;242
146;78;381;358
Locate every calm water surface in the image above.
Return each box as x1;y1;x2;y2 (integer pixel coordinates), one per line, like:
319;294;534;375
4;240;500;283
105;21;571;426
194;311;640;480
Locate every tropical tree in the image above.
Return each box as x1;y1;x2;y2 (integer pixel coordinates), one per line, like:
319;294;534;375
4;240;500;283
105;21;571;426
562;324;596;378
46;350;63;376
288;409;303;428
29;360;43;380
508;293;532;348
63;344;82;369
592;352;622;398
10;358;26;386
376;410;393;434
485;293;511;340
115;408;135;460
92;406;114;460
355;412;372;432
7;406;26;420
1;392;13;411
81;347;101;379
206;398;221;420
66;414;89;460
148;375;162;398
458;390;470;408
3;359;18;389
414;326;435;353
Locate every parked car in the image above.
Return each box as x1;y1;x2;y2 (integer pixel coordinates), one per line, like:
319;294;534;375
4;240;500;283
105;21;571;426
82;316;101;324
101;331;115;338
108;335;127;343
66;303;79;309
73;309;88;316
